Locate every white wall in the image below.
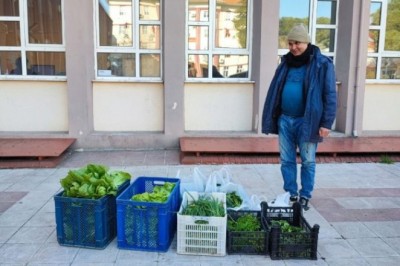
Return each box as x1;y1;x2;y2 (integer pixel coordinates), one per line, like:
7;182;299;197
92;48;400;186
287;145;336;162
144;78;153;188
184;83;253;131
363;84;400;130
93;82;164;131
0;81;68;131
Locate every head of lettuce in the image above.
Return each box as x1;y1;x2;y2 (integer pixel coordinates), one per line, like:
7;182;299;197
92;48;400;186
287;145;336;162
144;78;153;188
60;163;131;199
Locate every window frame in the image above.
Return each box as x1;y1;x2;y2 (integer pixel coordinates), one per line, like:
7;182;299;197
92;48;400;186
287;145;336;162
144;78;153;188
0;0;66;80
95;0;163;82
185;0;253;82
367;0;400;83
278;0;338;63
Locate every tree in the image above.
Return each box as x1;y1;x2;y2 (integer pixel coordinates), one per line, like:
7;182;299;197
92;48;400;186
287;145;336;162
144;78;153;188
316;17;332;52
385;0;400;51
232;0;248;49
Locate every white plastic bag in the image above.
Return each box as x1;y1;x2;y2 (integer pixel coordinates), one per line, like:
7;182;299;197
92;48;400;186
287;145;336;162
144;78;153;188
218;166;232;184
241;194;268;211
268;192;291;207
204;166;231;193
179;167;207;197
204;171;220;193
220;182;249;211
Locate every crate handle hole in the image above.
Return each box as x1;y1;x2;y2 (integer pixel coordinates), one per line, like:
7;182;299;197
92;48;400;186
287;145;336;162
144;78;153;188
194;220;209;225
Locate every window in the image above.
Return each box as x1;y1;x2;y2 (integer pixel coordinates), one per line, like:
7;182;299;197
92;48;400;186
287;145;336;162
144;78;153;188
0;0;66;77
278;0;338;61
96;0;161;80
367;0;400;80
186;0;251;80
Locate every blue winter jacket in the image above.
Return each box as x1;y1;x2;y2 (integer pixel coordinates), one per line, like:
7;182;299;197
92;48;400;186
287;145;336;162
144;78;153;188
261;45;337;143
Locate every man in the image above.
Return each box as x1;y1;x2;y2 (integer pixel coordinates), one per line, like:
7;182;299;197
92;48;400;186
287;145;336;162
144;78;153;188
261;24;337;210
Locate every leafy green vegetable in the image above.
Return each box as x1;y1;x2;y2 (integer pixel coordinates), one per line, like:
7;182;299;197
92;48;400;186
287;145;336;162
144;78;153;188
182;193;225;217
131;182;176;203
226;192;243;208
271;220;304;233
60;163;131;199
228;214;261;232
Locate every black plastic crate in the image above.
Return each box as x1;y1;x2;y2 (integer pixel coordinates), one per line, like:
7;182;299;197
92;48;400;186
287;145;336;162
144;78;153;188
227;210;268;255
261;202;319;260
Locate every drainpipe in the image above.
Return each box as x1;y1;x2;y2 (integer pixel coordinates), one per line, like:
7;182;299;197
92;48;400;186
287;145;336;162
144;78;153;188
352;0;366;137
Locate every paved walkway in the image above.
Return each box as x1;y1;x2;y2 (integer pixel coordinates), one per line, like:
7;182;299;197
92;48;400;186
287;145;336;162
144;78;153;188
0;150;399;265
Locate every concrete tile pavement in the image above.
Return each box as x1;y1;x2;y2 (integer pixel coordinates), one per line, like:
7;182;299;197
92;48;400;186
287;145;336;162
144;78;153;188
0;150;399;265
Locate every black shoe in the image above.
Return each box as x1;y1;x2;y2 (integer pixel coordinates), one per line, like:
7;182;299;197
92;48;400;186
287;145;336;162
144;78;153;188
289;195;298;203
299;197;310;211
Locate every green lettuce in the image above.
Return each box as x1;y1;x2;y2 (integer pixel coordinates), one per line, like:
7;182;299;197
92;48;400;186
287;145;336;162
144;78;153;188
131;182;176;203
60;163;131;199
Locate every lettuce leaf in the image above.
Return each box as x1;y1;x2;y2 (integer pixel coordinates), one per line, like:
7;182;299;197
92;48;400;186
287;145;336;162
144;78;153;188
60;163;131;199
131;182;175;203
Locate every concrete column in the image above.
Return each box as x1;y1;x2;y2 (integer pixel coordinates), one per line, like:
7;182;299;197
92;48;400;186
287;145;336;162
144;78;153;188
163;0;186;137
252;0;280;133
335;0;369;136
64;0;95;143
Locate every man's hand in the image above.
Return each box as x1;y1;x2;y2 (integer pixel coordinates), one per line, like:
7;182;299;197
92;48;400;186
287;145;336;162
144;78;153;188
319;127;330;137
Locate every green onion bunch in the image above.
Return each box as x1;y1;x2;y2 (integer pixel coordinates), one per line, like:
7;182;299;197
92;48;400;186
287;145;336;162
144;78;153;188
182;193;225;217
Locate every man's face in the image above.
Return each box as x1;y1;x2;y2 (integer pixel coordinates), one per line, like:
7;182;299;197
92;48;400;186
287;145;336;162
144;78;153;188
288;41;308;56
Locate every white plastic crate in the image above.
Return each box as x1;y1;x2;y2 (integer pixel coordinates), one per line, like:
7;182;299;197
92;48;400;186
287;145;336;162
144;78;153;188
177;192;227;256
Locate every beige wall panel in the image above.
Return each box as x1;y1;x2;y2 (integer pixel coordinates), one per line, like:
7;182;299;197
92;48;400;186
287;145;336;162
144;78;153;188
0;81;68;131
363;84;400;130
185;83;253;131
93;83;164;131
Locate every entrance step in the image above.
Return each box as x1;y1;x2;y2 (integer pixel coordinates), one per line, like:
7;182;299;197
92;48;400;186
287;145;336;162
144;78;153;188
0;138;76;168
180;136;400;164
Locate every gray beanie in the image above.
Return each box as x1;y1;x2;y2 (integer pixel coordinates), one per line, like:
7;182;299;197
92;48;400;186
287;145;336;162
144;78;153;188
287;24;311;43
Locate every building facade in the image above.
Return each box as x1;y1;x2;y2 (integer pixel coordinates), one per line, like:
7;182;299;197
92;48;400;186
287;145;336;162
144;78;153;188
0;0;399;150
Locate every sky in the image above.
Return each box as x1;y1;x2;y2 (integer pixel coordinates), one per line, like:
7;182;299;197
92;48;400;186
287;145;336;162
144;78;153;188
280;0;309;18
280;0;335;19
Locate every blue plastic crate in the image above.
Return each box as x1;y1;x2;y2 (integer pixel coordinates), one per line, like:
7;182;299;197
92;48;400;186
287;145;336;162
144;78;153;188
54;180;129;249
116;177;180;252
